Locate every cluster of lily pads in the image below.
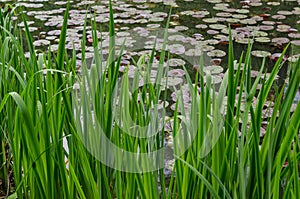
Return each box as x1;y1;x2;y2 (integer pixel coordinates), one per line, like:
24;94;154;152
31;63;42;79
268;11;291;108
6;0;298;64
6;0;299;137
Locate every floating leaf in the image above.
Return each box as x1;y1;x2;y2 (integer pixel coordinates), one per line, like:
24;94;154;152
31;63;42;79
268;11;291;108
209;24;227;30
240;19;257;25
255;37;270;43
271;37;290;44
168;58;186;67
276;24;291;33
235;9;250;14
236;37;253;44
207;49;226;57
288;33;300;38
277;10;293;15
272;14;286;20
168;69;186;77
259;25;274;31
232;14;248;19
269;53;288;61
252;30;268;37
33;39;50;46
203;18;218;23
203;65;223;74
288;54;300;62
195;24;208;29
291;40;300;46
216;12;232;17
251;50;271;58
207;29;219;35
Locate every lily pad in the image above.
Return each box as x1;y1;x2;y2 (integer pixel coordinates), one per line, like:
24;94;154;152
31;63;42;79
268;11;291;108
195;24;208;29
288;33;300;38
33;39;50;46
232;14;248;19
161;77;183;87
251;50;271;58
203;65;223;74
288;54;300;62
240;19;257;25
271;37;290;44
209;24;227;30
291;40;300;46
185;49;202;56
168;69;186;77
272;15;286;20
259;25;274;31
203;18;218;23
207;29;219;35
236;37;253;44
252;31;268;37
277;10;293;15
207;49;226;57
276;24;291;33
168;58;186;67
216;12;232;17
255;37;271;43
167;44;185;54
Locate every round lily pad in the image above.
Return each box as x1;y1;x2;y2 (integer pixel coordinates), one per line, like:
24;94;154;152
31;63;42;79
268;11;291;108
168;44;185;54
33;39;50;46
226;18;240;23
235;9;250;14
211;75;222;84
207;29;219;35
201;45;215;52
204;39;219;45
259;25;274;31
168;69;186;77
161;77;183;87
272;15;286;20
209;24;227;30
168;58;186;67
216;12;232;17
240;19;257;25
236;37;253;44
207;49;226;57
291;40;300;46
277;10;293;15
203;65;223;74
276;24;291;33
195;24;208;29
251;50;271;58
269;53;288;61
271;37;290;44
175;26;189;31
232;14;248;19
267;2;280;6
288;33;300;38
203;18;218;23
185;49;202;56
255;37;271;43
288;54;300;62
252;30;268;37
262;20;275;25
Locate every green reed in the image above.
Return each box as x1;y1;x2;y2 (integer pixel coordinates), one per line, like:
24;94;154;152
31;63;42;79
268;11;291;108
0;1;299;198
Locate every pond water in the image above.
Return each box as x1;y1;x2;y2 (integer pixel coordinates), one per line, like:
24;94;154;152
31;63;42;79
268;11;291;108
2;0;300;103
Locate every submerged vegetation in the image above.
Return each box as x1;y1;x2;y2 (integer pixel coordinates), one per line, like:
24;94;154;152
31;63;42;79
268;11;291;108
1;1;300;198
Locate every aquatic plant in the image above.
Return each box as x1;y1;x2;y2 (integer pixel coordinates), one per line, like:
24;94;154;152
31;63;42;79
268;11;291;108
0;1;299;198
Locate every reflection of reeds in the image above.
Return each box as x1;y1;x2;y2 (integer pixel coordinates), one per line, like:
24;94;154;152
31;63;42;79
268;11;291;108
0;1;300;198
